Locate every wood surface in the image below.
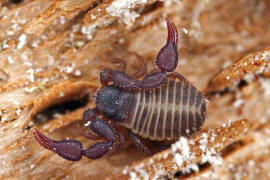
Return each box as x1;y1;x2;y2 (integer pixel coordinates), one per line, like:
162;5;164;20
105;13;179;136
0;0;270;179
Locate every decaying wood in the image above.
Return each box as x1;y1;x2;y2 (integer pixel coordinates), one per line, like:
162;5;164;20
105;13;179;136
1;0;270;179
111;119;249;179
207;48;270;93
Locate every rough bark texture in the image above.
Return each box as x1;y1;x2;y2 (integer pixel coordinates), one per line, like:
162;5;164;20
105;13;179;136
0;0;270;179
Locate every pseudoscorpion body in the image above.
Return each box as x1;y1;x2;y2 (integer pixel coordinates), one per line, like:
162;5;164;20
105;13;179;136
34;19;206;161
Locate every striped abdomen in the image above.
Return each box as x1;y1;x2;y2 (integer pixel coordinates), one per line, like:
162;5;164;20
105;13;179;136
121;80;206;141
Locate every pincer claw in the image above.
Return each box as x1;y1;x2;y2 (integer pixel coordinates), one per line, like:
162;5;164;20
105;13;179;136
34;129;83;161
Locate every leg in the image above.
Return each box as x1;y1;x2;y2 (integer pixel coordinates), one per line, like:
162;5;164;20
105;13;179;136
102;52;146;79
107;127;126;156
34;118;117;161
128;131;151;157
128;52;147;79
101;57;126;71
167;72;189;83
76;120;102;140
80;107;101;140
152;141;172;150
78;131;102;140
100;18;178;90
82;107;99;124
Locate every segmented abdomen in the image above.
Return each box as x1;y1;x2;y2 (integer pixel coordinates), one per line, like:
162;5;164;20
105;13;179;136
122;80;206;141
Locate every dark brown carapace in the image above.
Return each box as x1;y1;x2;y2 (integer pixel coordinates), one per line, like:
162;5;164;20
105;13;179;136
34;18;206;161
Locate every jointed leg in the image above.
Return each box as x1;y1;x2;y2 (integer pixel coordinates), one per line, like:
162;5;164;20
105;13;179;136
82;107;99;123
107;127;126;156
80;107;101;140
128;131;151;157
128;52;147;79
77;124;102;140
78;131;102;140
102;52;146;79
167;72;189;83
101;57;126;71
152;141;172;150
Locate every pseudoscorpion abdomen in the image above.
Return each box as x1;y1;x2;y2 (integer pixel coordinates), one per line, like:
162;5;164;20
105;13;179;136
123;80;206;141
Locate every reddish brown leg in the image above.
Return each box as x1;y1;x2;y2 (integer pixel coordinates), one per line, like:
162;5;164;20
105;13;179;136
79;107;101;140
152;141;172;150
116;130;126;150
167;72;189;83
77;123;102;140
102;57;127;71
129;52;147;79
103;52;146;79
107;128;126;156
82;107;99;123
34;118;117;161
149;68;160;74
100;18;178;90
128;131;151;157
